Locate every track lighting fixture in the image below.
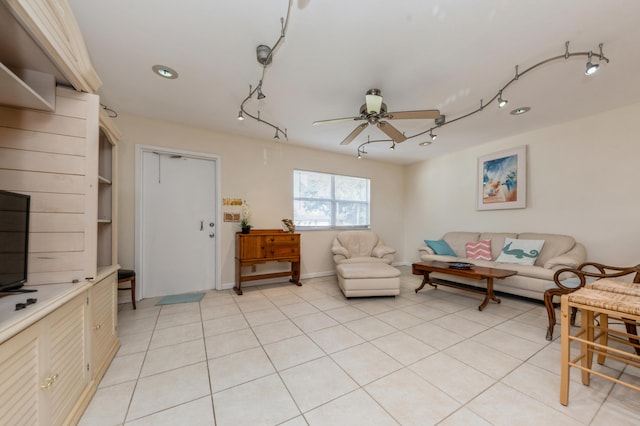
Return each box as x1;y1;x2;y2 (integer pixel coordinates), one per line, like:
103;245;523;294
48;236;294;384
357;151;362;159
237;1;291;140
389;142;395;150
353;41;609;156
585;51;600;75
498;91;508;108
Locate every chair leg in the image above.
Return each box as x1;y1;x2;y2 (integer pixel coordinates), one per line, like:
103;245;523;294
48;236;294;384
570;306;578;325
544;291;557;341
131;277;136;310
624;320;640;356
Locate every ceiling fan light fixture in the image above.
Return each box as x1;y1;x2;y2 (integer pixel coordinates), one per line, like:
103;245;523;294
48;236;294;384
365;89;383;114
256;45;273;65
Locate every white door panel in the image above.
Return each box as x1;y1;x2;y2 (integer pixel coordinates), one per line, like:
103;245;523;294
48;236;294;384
140;151;216;298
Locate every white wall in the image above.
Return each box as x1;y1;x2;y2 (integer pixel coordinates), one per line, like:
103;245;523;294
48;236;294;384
115;114;405;288
404;102;640;266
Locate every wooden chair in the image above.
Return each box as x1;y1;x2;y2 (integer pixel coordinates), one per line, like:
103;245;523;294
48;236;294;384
544;262;640;340
117;269;136;310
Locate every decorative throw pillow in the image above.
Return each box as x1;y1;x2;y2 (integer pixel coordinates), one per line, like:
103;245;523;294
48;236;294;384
495;238;545;266
465;239;492;260
424;239;457;256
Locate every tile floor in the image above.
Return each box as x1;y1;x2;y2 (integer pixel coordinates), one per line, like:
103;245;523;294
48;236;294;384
79;267;640;425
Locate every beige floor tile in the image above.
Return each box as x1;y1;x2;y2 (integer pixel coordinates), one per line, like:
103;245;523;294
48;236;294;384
444;340;521;380
117;330;152;356
148;321;203;349
155;310;202;330
410;352;495;404
263;335;325;371
352;300;395;315
303;389;398;425
208;346;275;392
324;305;369;323
365;368;460;425
495;319;549;344
243;307;287;327
200;302;241;321
279;357;358;412
118;306;160;323
438;407;493;425
278;301;320;318
421;297;468;314
99;352;145;388
308;296;349;310
125;396;215;426
157;301;201;316
308;324;365;354
471;327;546;360
292;312;339;333
401;304;449;321
213;374;299;425
280;416;309;426
344;316;397;340
503;363;613;424
431;313;489;338
141;339;206;377
454;306;507;327
404;322;466;351
331;342;402;385
202;313;248;337
119;316;158;337
78;380;136;426
252;318;303;345
127;362;211;422
375;309;424;330
235;297;276;313
466;382;582;425
371;331;437;365
205;327;259;359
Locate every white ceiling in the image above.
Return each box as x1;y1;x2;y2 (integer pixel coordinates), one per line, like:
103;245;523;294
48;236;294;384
66;0;640;164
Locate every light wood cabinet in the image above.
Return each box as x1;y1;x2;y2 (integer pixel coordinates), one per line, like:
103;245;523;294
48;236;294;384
234;229;301;295
0;292;89;426
90;271;118;382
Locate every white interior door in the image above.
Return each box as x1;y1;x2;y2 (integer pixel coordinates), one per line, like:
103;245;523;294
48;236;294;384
139;150;217;298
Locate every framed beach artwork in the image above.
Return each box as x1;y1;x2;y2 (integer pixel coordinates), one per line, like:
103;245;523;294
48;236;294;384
477;145;527;210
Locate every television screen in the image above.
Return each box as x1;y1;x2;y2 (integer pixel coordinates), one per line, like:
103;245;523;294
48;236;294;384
0;190;30;292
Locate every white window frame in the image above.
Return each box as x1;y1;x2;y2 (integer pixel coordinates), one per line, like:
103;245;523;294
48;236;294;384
293;169;370;230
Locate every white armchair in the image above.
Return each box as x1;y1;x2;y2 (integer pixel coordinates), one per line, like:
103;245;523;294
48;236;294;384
331;230;396;265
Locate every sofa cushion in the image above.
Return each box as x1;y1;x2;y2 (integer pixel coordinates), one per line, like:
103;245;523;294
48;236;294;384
480;232;518;260
518;233;576;267
496;238;545;266
443;232;480;257
424;239;457;256
466;240;492;260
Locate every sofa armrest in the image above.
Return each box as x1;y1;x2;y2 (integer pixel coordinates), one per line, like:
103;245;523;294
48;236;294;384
544;243;586;269
372;245;396;258
418;244;435;256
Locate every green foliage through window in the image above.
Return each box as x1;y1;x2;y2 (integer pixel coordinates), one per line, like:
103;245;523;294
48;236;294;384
293;170;370;229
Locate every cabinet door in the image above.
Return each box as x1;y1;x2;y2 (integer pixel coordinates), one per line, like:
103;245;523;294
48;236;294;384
0;324;42;425
45;293;89;426
91;271;118;380
238;235;265;260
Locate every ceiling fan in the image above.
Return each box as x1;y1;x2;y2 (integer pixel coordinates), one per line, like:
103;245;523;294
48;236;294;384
313;89;441;145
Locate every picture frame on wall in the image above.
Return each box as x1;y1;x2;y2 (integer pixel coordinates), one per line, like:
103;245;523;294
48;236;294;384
477;145;527;210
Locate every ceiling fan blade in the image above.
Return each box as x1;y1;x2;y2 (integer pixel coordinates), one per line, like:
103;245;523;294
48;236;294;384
340;123;368;145
385;110;441;120
377;121;407;143
313;116;361;125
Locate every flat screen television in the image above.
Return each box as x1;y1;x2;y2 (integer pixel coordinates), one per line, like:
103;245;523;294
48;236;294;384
0;190;30;292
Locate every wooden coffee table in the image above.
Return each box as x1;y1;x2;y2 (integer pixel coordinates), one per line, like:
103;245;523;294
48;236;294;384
412;261;518;311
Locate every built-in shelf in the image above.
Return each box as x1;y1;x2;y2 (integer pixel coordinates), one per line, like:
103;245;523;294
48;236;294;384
0;63;55;111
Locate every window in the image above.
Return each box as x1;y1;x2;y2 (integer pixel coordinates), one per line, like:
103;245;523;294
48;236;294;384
293;170;370;229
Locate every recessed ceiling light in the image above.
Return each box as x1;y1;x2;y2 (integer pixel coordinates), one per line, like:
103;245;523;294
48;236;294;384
419;140;432;147
152;65;178;79
510;107;531;116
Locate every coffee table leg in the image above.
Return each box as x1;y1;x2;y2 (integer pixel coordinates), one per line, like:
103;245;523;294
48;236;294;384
415;272;432;293
478;277;501;311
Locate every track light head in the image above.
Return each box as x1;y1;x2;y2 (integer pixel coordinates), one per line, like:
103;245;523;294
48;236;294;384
498;91;508;108
389;142;395;151
274;130;280;139
585;51;600;75
357;152;362;159
257;87;266;99
237;110;244;120
429;130;437;141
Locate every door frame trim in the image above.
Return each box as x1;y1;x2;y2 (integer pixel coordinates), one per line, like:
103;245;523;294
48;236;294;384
134;144;222;298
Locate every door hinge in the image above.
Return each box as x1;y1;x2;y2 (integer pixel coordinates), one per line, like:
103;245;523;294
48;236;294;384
86;363;90;372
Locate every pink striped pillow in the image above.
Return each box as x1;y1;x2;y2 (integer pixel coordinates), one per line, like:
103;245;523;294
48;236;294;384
466;239;492;261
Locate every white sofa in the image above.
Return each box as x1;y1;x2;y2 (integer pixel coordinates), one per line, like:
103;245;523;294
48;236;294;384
418;232;586;301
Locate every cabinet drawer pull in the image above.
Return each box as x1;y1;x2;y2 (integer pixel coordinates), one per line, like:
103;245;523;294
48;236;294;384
94;324;102;330
40;373;59;390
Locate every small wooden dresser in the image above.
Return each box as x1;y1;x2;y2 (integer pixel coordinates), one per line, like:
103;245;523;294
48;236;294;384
234;229;301;295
